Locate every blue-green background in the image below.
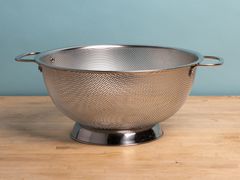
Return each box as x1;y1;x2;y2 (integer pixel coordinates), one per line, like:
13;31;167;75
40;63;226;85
0;0;238;95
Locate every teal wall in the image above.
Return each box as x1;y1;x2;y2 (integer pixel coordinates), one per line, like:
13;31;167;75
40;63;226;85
0;0;238;95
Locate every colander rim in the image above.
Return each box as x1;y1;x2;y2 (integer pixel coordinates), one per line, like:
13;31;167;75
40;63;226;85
35;44;203;73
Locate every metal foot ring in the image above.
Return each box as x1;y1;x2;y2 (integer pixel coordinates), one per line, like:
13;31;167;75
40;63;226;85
71;123;163;146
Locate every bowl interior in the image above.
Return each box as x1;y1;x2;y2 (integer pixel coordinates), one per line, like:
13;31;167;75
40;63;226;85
37;45;200;72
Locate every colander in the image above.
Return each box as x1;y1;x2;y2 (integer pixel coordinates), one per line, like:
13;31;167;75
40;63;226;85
15;45;223;145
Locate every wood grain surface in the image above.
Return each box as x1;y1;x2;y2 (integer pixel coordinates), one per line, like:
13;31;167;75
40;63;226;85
0;96;240;180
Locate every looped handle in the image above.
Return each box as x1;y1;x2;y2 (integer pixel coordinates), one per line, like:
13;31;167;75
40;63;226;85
198;56;224;67
15;52;40;63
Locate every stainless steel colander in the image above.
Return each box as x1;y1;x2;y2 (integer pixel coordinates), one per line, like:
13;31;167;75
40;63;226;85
15;45;223;145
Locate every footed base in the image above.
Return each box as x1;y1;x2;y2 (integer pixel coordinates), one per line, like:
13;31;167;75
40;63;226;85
71;123;163;146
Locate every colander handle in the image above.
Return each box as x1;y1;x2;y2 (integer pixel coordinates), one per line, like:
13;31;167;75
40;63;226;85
198;56;224;67
15;52;40;63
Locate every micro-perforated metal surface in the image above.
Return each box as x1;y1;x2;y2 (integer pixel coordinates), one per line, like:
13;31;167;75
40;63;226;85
15;45;222;144
38;45;199;72
38;45;199;130
42;66;196;130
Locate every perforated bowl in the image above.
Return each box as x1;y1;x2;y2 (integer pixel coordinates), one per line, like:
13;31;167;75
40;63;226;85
15;45;223;145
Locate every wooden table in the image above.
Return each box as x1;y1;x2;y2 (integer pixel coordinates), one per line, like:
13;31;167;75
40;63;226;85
0;96;239;180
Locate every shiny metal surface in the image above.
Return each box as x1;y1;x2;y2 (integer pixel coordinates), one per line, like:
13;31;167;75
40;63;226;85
199;56;224;66
71;123;162;145
42;66;195;130
15;51;40;63
35;45;202;72
15;45;223;145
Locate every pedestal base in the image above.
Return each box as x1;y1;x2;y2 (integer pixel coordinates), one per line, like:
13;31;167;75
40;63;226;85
71;123;163;146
